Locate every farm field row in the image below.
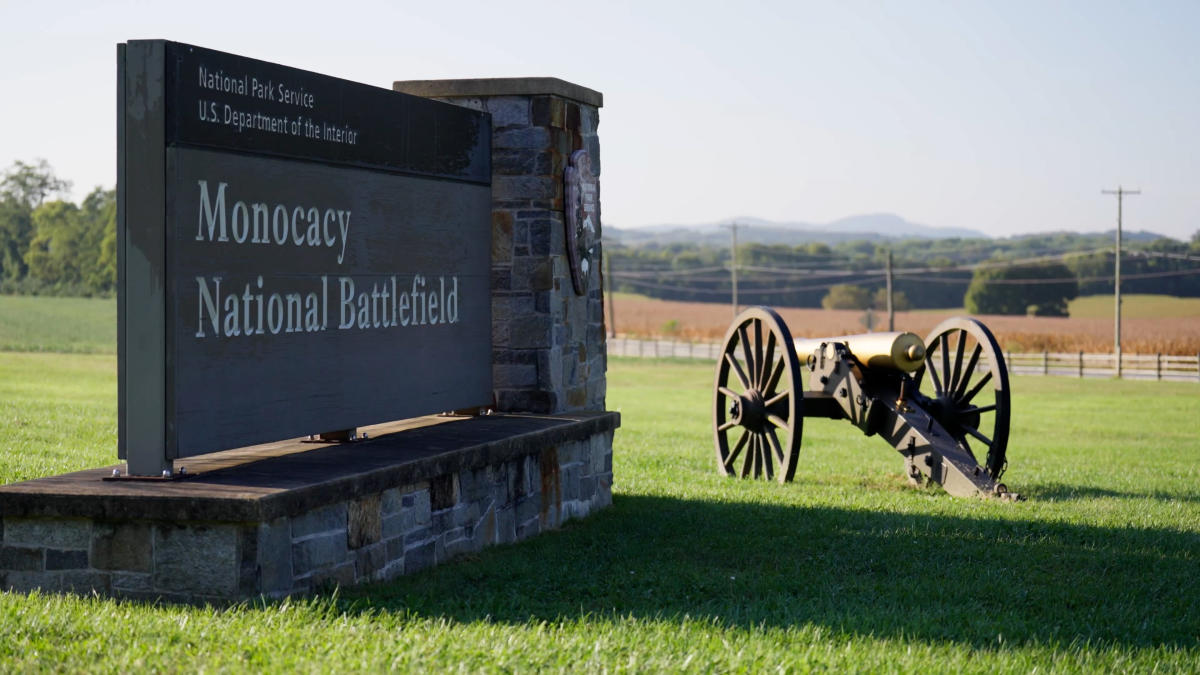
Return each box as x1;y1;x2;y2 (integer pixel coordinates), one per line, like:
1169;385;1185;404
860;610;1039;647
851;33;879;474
0;352;1197;670
0;294;115;354
610;293;1200;354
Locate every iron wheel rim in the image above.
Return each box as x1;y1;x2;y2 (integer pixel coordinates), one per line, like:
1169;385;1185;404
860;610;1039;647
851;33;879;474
913;317;1011;480
713;306;804;483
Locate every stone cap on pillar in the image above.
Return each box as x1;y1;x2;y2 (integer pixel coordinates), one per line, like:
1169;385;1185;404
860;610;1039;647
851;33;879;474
393;77;603;108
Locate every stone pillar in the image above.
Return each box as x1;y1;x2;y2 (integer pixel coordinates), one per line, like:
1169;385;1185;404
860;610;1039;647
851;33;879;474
393;78;605;414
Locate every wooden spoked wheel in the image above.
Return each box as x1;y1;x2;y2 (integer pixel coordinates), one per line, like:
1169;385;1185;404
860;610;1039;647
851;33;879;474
713;307;804;483
913;317;1011;480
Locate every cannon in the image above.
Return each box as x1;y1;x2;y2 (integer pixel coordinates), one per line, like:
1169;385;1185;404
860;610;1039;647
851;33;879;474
712;307;1018;500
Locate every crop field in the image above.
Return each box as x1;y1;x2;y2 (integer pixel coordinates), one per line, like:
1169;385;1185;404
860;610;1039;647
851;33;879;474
611;293;1200;354
1;327;1199;670
0;295;115;354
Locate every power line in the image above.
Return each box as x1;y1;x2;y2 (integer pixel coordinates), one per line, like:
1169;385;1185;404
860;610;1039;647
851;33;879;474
613;246;1166;282
624;249;1107;279
608;266;728;278
615;274;892;296
612;248;1195;283
1127;250;1200;263
893;266;1200;285
609;236;1200;299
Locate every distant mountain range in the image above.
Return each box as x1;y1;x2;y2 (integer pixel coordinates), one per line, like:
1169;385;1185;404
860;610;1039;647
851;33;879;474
605;214;985;246
604;214;1173;247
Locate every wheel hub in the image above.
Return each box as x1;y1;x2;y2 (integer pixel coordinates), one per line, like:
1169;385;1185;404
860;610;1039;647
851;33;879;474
729;390;766;431
931;395;980;439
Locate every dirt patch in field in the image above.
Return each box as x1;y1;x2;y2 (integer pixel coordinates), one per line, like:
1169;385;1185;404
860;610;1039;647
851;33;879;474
609;296;1200;354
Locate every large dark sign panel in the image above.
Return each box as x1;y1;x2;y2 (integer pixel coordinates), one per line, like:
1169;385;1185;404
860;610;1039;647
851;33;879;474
119;41;492;472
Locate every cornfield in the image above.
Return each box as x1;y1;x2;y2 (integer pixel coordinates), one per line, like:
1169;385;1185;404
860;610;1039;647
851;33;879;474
609;295;1200;355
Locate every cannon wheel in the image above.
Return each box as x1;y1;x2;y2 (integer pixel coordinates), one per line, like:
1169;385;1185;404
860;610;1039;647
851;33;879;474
913;317;1011;481
713;307;805;483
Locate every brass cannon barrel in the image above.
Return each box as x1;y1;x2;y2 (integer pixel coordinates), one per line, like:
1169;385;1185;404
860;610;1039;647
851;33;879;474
793;331;926;372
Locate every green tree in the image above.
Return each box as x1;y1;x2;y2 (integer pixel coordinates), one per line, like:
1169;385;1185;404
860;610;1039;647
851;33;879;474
0;159;71;281
873;287;911;311
21;187;115;294
1063;250;1112;296
964;261;1078;316
671;250;706;269
79;187;117;291
806;242;831;257
0;198;33;280
24;200;85;287
821;283;872;310
0;159;71;207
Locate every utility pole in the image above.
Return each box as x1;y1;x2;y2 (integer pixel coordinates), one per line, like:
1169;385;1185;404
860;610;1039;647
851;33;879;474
1102;186;1140;378
604;252;616;338
723;222;740;317
886;249;895;331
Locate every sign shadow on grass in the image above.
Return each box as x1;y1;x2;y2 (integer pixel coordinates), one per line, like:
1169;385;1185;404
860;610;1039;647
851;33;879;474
1022;482;1200;504
341;494;1199;650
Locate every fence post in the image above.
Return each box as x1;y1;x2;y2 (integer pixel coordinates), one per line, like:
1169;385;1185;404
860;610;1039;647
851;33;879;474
1079;351;1084;378
637;339;643;358
1042;351;1049;375
1197;353;1200;383
1156;353;1162;381
1006;351;1012;376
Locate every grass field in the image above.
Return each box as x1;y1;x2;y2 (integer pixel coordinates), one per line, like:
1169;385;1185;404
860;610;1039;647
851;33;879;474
1;348;1198;671
1068;293;1200;319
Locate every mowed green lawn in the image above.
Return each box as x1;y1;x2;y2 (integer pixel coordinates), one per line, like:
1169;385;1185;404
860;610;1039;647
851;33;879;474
0;347;1197;671
1069;293;1200;319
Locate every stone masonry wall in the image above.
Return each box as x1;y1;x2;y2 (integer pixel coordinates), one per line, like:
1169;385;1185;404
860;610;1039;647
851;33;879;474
393;80;606;415
0;430;613;602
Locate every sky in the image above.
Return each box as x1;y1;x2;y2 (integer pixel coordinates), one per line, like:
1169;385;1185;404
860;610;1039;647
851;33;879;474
1;0;1197;240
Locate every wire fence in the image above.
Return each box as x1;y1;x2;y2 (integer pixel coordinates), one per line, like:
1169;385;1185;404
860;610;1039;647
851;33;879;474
608;336;1200;383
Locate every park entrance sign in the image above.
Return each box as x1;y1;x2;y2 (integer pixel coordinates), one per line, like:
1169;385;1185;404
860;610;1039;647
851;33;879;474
118;41;492;475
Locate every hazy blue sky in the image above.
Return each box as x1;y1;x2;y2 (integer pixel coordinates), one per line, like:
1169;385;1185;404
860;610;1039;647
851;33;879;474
2;0;1196;239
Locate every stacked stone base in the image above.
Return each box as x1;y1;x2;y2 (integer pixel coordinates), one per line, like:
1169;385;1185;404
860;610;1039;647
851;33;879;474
0;412;617;602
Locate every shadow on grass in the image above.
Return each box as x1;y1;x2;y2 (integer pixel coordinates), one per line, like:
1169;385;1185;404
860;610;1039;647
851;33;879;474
342;494;1199;650
1023;482;1200;504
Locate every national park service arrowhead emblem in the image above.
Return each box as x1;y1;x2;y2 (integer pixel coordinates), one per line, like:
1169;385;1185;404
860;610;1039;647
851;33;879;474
564;149;599;295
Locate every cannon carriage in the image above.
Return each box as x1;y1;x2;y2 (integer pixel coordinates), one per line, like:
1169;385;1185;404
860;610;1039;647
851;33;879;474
713;307;1018;500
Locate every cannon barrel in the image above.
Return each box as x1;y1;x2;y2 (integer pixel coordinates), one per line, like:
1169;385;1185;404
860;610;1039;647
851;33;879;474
793;331;926;372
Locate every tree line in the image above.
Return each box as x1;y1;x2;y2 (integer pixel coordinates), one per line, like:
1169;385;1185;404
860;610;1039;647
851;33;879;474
0;160;115;296
608;228;1200;315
